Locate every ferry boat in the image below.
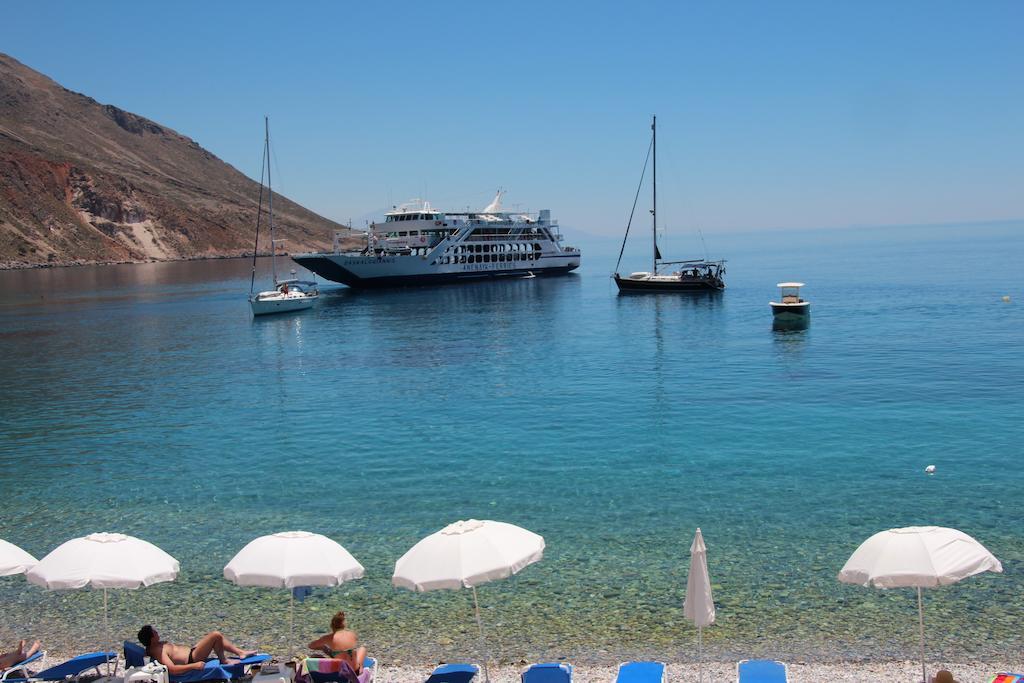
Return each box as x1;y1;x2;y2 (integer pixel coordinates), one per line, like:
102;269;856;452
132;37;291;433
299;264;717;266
292;193;580;288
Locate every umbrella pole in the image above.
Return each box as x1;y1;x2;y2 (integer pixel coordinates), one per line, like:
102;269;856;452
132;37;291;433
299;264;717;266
290;590;295;657
698;625;703;683
917;587;926;683
471;586;490;683
103;587;114;677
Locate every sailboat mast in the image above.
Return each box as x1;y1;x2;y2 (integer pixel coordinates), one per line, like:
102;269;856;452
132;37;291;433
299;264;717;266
265;117;277;285
651;115;657;273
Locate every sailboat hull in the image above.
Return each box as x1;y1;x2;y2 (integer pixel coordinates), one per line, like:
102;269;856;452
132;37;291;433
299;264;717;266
250;295;316;316
614;274;725;293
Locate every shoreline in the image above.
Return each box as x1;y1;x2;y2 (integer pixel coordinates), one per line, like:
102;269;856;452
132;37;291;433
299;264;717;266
0;252;307;272
21;652;1023;683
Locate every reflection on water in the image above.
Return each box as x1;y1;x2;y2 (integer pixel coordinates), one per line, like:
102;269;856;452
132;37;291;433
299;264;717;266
772;316;810;332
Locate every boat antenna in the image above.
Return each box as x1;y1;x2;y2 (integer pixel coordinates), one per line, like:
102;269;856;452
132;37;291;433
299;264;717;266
614;129;654;275
266;117;277;285
248;119;269;296
698;227;709;261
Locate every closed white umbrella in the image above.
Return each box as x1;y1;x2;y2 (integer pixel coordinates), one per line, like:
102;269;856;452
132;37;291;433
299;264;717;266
0;539;38;576
393;520;545;683
27;532;180;674
224;531;365;651
838;526;1002;683
683;528;715;683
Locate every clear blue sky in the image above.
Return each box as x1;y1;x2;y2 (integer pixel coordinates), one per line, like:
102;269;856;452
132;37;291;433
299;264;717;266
3;1;1022;235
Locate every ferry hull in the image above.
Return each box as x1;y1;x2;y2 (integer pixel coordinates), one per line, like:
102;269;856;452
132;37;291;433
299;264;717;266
294;254;579;289
614;274;725;293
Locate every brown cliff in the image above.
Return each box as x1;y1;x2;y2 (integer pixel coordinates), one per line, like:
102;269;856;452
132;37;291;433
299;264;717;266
0;53;351;268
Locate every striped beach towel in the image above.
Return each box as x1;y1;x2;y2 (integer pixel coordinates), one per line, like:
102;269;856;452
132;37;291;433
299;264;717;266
302;658;372;683
989;675;1024;683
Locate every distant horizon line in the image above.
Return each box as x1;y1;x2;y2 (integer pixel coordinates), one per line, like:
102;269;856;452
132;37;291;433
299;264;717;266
558;216;1024;241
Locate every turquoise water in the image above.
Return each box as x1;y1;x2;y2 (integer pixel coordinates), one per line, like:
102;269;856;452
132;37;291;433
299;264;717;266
0;222;1021;665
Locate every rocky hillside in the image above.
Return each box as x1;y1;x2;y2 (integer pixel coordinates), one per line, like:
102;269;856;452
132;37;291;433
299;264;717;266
0;53;351;268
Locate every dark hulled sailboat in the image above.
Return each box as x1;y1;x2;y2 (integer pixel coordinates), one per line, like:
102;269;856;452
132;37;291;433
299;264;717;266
613;116;725;292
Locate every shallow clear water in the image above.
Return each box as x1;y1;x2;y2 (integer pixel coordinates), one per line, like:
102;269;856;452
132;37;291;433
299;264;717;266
1;223;1021;664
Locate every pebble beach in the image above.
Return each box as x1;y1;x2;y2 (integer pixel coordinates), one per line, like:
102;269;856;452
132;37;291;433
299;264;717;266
16;653;1024;683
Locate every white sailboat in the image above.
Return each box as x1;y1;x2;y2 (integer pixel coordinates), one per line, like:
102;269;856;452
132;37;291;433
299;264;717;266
248;117;318;316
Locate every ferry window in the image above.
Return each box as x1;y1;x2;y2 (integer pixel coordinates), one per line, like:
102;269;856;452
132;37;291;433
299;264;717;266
534;243;541;251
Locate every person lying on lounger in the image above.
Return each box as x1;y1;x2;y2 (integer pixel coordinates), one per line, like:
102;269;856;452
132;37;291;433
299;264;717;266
308;610;366;674
138;625;256;675
0;640;41;670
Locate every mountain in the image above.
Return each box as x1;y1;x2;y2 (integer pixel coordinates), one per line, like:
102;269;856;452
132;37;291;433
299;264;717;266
0;53;350;268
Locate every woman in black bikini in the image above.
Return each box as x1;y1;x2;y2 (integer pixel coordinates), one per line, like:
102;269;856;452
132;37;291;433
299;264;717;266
137;625;256;676
308;611;366;674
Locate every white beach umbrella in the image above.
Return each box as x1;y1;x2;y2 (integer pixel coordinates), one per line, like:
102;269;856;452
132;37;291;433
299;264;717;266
392;520;545;683
224;531;365;651
27;532;180;673
0;539;38;576
683;528;715;683
838;526;1002;683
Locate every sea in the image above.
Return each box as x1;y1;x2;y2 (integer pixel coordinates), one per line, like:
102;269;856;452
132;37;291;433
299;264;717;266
0;221;1021;665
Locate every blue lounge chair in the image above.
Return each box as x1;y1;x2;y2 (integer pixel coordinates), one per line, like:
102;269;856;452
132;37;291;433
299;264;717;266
737;659;788;683
521;662;572;683
124;642;269;683
2;651;116;682
615;662;665;683
303;657;377;683
424;664;479;683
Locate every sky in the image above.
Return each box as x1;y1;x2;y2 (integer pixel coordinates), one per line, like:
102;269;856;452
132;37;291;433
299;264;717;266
2;1;1022;236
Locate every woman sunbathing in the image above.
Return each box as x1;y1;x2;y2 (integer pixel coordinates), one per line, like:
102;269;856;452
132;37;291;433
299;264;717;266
0;640;41;671
308;611;366;675
138;625;256;676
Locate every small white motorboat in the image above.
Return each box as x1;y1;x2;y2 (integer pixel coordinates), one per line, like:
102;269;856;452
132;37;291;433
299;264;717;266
770;282;810;322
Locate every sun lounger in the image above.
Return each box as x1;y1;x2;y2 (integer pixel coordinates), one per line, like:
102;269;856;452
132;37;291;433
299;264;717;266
1;651;116;682
615;662;665;683
124;642;269;682
424;663;479;683
302;657;376;683
737;659;788;683
989;675;1024;683
521;662;573;683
